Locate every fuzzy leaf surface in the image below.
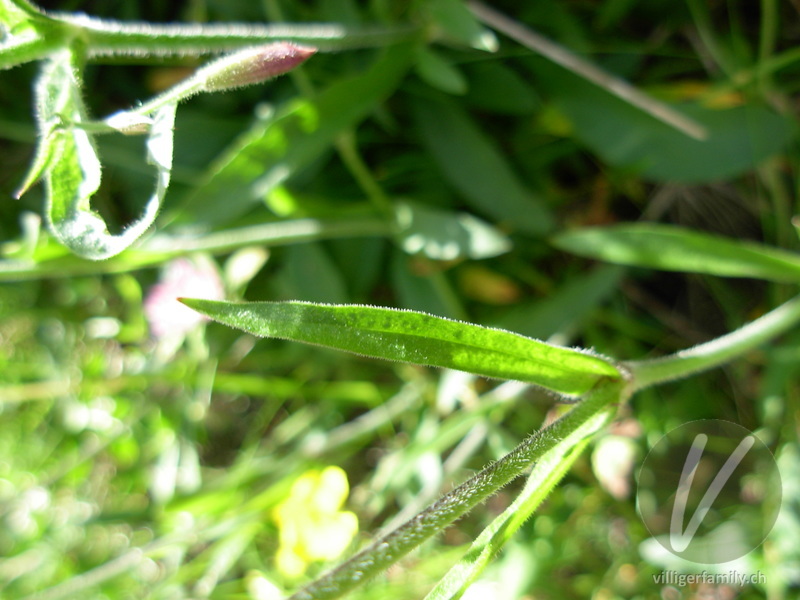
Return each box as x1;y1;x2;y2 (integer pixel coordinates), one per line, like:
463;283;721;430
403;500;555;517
180;299;622;396
33;50;176;259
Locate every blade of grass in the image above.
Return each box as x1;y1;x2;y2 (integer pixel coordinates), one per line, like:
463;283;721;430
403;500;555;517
412;94;553;235
466;0;707;140
0;216;391;281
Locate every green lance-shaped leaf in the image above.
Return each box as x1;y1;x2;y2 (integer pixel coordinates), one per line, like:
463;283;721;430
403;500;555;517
552;223;800;283
179;299;623;396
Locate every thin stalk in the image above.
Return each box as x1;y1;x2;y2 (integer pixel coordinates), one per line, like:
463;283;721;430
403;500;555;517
287;379;624;600
111;73;202;122
424;414;606;600
626;294;800;391
55;12;416;56
143;216;391;253
334;131;396;219
466;0;707;141
758;161;796;269
0;217;391;281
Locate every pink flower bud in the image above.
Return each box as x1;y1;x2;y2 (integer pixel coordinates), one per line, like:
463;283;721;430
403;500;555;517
200;43;317;92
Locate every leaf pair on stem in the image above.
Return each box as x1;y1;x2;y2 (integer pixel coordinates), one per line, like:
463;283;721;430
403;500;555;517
9;4;316;259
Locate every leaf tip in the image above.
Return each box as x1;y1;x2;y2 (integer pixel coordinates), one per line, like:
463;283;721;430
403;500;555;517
177;296;209;314
177;296;200;307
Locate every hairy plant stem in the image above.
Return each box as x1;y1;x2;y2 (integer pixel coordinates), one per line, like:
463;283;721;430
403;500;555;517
626;294;800;390
56;12;416;56
288;379;625;600
0;217;392;280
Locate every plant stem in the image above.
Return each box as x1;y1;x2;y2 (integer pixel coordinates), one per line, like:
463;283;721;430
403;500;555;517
334;131;396;219
288;379;624;600
55;12;416;57
0;217;392;281
466;0;707;141
684;0;736;78
424;414;604;600
626;294;800;391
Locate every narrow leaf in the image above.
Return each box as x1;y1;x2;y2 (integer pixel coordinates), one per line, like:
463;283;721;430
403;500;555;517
283;381;623;600
414;47;468;95
179;299;622;396
462;61;539;115
14;118;59;198
428;0;498;51
412;94;553;235
552;223;800;283
425;407;611;600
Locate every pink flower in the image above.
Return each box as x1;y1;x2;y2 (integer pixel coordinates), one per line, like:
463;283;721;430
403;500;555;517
144;257;224;339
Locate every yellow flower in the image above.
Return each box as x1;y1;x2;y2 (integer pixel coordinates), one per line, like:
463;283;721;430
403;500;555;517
272;466;358;578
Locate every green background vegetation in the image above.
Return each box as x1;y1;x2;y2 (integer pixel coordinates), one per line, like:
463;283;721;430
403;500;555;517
1;0;799;598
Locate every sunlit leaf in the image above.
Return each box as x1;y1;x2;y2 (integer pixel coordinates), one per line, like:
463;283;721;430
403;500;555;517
427;0;498;51
463;61;539;115
180;299;622;396
552;223;800;283
394;201;512;260
32;50;176;260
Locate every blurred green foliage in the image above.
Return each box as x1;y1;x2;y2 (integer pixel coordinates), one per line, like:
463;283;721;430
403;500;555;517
1;0;799;598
